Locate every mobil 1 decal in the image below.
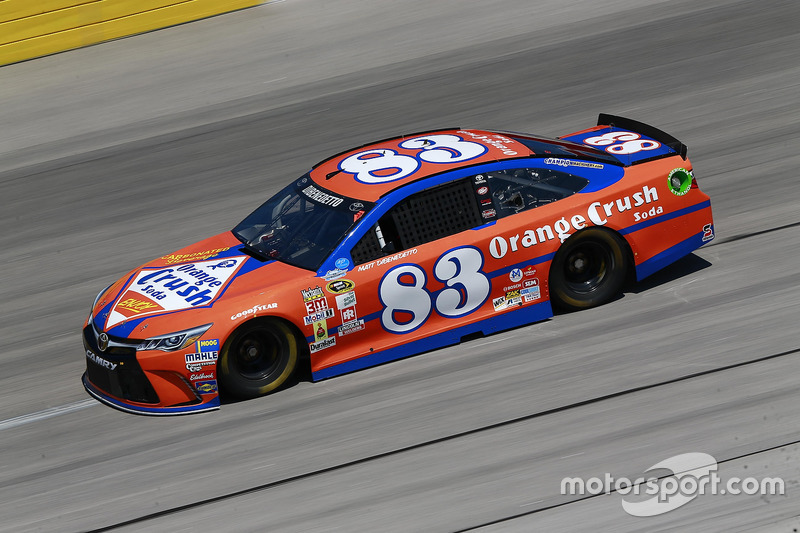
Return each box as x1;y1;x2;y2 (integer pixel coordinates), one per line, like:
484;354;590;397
378;246;490;334
106;257;247;328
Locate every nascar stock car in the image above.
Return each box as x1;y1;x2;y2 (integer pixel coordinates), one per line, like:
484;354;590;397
83;114;714;414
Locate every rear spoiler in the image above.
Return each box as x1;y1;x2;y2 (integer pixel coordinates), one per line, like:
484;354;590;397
597;114;688;160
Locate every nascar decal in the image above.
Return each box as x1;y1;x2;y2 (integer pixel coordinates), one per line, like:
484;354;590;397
106;257;247;328
339;134;489;184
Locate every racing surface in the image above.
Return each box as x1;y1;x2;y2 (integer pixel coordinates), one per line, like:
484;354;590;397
1;0;799;530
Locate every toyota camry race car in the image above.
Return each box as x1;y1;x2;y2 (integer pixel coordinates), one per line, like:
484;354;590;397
83;114;714;415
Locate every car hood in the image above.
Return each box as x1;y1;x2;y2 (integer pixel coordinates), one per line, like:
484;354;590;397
89;231;311;338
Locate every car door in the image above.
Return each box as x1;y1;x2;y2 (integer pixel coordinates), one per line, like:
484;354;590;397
309;162;591;378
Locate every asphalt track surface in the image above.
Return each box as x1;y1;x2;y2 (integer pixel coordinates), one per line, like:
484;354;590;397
1;0;799;531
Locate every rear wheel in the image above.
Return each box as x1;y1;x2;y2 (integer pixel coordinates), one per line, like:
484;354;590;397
549;228;629;311
218;318;299;400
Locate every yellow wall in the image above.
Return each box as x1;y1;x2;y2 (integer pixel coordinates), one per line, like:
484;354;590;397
0;0;261;67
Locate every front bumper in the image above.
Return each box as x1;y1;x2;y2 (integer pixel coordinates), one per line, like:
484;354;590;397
82;324;220;415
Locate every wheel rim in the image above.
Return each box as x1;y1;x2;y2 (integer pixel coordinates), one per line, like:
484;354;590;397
563;241;612;294
232;329;283;381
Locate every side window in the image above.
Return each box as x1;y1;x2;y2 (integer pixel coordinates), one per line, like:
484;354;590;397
476;168;589;218
350;178;483;264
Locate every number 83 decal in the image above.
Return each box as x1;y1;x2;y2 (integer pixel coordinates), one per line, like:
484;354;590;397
379;246;491;334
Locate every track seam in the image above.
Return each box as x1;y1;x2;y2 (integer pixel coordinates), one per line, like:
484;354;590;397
85;345;800;532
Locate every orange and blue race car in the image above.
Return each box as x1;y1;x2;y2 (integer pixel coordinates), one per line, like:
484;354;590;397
82;114;714;415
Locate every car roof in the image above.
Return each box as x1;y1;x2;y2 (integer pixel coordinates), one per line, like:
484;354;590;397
308;128;617;202
307;129;527;202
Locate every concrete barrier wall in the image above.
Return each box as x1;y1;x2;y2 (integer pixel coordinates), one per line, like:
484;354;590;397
0;0;260;67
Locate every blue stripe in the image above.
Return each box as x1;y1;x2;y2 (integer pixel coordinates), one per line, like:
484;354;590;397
635;230;710;281
312;300;553;381
620;200;711;235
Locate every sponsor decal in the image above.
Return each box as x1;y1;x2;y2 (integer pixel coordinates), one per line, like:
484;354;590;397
544;157;603;169
353;210;365;222
326;279;355;294
489;185;659;259
341;306;358;323
509;268;523;283
302;286;325;302
86;349;117;370
339;319;365;335
314;320;329;340
197;339;219;352
492;294;522;312
301;184;343;207
231;303;277;320
702;223;714;242
668;168;692;196
195;380;218;394
304;307;334;326
309;336;336;353
523;266;537;277
161;247;230;265
190;373;214;381
503;283;522;292
458;131;519;156
523;278;539;288
186;352;218;365
106;257;246;328
185;341;219;371
349;202;364;212
324;269;347;281
336;291;357;310
477;186;489;195
116;298;162;315
482;208;497;219
473;174;487;184
521;286;541;302
506;289;521;299
480;198;493;206
356;248;418;272
335;257;350;270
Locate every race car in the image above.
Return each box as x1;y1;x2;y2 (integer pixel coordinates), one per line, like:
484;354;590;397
82;114;714;415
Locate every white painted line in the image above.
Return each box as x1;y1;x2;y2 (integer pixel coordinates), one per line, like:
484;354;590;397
560;452;584;459
0;399;96;431
520;499;544;507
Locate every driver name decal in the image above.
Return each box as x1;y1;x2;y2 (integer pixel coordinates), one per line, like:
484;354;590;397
106;256;247;328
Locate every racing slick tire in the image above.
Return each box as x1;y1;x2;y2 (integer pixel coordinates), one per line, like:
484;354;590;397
218;318;299;399
549;228;629;311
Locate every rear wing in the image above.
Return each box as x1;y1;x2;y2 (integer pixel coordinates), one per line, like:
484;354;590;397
560;114;688;166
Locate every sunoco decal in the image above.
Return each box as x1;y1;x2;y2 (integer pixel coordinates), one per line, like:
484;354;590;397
105;257;246;328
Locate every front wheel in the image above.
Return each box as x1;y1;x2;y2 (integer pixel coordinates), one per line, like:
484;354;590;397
218;318;299;400
549;228;629;311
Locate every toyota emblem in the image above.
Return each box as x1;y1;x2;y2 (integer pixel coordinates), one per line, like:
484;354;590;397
98;333;109;352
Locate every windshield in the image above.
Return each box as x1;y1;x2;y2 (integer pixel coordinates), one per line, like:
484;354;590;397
232;175;372;271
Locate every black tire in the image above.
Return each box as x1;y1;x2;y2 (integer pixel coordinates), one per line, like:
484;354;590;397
218;318;299;400
549;228;629;311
